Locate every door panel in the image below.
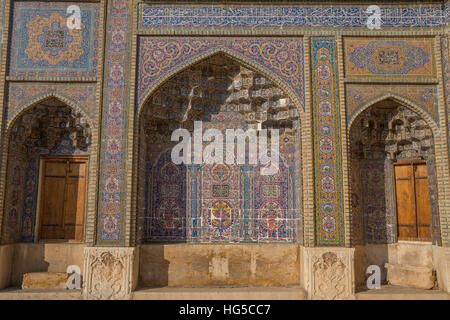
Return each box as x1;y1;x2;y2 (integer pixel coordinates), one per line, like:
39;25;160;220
414;164;431;240
40;169;66;240
394;162;432;241
395;164;416;239
44;161;67;177
64;177;86;240
39;157;88;242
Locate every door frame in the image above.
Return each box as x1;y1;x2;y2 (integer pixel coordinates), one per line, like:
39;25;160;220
393;158;432;242
35;155;89;243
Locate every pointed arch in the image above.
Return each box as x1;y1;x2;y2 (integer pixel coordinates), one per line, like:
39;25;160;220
0;93;96;244
346;93;442;245
137;47;305;121
135;50;304;245
6;92;95;136
347;93;440;138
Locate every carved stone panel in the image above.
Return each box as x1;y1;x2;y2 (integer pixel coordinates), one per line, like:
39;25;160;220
302;247;355;300
83;247;139;300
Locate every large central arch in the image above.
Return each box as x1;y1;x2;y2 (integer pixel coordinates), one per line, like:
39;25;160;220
135;52;303;245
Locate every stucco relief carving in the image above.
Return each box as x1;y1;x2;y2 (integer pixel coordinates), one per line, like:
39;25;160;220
303;247;355;300
83;247;138;300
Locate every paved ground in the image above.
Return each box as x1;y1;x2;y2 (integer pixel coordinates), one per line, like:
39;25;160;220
356;285;449;300
0;285;447;300
0;287;82;300
133;286;307;300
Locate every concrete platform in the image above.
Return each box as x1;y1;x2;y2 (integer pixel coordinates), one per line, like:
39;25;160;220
356;285;449;300
132;286;307;300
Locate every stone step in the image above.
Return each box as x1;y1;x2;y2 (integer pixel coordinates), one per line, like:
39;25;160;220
385;263;436;290
22;272;68;290
356;285;449;300
133;286;307;300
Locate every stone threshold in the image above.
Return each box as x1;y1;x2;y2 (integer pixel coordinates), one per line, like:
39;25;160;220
356;285;449;300
0;286;306;300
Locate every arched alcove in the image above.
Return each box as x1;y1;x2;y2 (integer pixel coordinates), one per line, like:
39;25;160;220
348;98;440;245
137;53;302;244
1;97;92;244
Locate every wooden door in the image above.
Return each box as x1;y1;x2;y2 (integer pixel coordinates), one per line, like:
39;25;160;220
394;161;431;241
39;156;88;242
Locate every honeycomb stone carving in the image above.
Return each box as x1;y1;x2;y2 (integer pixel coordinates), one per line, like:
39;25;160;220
9;98;91;155
350;101;434;161
141;53;299;138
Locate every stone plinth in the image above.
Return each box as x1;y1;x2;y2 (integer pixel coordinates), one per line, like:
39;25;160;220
301;247;355;300
83;247;139;300
22;272;68;290
385;263;435;289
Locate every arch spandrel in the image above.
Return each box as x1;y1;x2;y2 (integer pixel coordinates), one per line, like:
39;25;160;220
347;93;440;136
137;42;305;116
6;92;96;134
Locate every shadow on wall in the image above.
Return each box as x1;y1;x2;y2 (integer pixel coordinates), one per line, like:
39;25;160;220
355;244;390;290
10;244;49;286
138;243;301;288
0;245;15;289
7;243;86;287
139;244;169;288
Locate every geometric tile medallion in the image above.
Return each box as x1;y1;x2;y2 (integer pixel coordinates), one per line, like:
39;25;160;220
344;38;436;79
10;2;98;78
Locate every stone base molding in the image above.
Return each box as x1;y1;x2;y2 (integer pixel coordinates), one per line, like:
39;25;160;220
301;247;355;300
83;247;139;300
